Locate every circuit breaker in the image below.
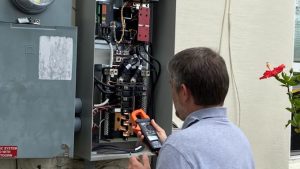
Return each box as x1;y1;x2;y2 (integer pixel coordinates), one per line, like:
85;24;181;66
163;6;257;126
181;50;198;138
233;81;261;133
75;0;175;161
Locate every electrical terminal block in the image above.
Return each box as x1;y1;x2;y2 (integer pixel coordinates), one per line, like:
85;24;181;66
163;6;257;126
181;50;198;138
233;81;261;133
141;70;150;77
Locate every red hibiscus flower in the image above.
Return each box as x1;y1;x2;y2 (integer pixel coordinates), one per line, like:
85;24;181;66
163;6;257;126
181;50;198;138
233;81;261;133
259;62;300;133
259;64;285;80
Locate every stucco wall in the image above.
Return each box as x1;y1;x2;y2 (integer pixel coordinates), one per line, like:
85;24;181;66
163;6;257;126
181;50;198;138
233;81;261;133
173;0;294;169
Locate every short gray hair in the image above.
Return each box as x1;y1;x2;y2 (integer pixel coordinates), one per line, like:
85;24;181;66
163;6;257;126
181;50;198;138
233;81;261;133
168;47;229;106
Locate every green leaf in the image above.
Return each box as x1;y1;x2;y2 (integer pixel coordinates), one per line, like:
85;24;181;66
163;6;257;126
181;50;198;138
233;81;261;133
291;76;300;82
287;80;298;86
286;120;292;127
286;107;294;113
293;99;300;109
276;76;287;85
293;74;300;84
292;114;300;127
291;119;297;127
294;113;300;122
282;72;290;82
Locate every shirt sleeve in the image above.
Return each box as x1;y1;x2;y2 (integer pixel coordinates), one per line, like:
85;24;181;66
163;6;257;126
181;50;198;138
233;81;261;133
156;144;192;169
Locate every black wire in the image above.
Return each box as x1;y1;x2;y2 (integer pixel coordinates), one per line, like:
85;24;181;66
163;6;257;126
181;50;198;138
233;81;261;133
95;84;115;94
137;53;158;79
94;76;115;88
132;45;158;118
147;73;155;119
95;146;133;152
142;45;161;119
143;45;161;83
92;144;144;154
172;121;179;128
139;46;160;87
130;57;140;66
97;37;110;44
137;52;155;68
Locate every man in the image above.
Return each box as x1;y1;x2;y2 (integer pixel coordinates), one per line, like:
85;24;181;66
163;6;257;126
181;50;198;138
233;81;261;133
128;47;255;169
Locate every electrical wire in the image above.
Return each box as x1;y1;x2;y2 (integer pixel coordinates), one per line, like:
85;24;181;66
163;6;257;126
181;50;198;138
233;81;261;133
94;76;115;88
172;121;179;128
137;46;159;80
109;42;114;67
143;45;161;85
138;54;158;79
115;2;128;44
95;84;114;94
137;45;161;118
216;0;241;125
92;144;144;154
227;0;241;126
218;0;228;53
94;98;109;107
138;52;154;68
144;45;161;111
128;54;141;67
96;37;114;67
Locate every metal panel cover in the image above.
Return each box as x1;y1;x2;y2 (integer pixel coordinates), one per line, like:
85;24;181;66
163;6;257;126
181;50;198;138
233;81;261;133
0;23;77;158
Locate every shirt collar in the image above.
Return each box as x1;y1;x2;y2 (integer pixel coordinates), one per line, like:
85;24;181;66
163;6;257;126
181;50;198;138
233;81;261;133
182;107;227;129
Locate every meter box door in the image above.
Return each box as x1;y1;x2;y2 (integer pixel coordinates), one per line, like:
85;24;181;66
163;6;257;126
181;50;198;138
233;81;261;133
0;22;77;158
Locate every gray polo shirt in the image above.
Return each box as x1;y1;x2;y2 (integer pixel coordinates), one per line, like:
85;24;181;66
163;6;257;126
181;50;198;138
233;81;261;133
156;107;255;169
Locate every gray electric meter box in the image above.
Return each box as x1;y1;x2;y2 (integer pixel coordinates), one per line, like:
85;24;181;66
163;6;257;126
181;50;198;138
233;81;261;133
0;0;77;158
0;22;77;158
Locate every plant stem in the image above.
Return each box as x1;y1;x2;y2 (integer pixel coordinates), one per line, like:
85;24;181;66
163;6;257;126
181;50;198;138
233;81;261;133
287;84;296;115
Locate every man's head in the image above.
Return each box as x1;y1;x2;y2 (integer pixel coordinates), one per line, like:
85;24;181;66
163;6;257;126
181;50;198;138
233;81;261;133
168;47;229;120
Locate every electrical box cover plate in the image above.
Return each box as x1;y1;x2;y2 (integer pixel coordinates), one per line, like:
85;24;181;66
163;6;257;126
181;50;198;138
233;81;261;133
0;23;77;158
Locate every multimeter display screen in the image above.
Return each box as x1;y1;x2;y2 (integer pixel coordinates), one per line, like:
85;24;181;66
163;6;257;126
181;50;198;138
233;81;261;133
148;135;159;141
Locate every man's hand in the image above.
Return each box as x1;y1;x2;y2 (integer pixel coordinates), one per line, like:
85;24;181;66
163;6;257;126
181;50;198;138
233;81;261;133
128;154;151;169
135;119;167;143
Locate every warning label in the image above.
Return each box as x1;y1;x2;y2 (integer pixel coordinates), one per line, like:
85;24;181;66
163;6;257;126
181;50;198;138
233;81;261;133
0;146;18;158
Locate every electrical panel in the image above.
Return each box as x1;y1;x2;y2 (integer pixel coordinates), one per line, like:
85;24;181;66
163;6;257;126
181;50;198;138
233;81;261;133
92;1;157;144
93;0;158;155
75;0;175;161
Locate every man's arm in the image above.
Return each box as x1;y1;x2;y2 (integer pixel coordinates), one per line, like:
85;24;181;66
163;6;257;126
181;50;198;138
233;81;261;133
128;120;168;169
128;144;192;169
128;154;151;169
156;144;192;169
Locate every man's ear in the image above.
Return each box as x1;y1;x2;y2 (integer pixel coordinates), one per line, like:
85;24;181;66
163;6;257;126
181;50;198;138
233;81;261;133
180;84;191;102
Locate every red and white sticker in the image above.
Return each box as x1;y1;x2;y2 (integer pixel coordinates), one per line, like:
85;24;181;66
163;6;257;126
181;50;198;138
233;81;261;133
0;146;18;158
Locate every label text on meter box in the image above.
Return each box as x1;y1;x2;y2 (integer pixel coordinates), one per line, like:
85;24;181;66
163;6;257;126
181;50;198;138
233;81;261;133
0;146;18;158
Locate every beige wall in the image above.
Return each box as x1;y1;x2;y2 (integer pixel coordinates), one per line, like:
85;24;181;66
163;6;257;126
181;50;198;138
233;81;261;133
174;0;294;169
